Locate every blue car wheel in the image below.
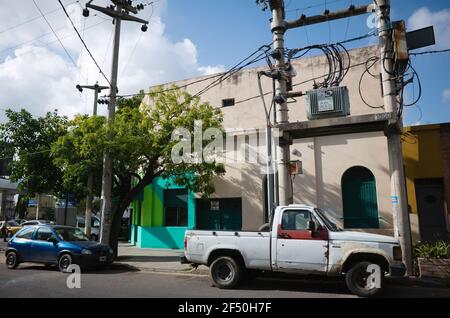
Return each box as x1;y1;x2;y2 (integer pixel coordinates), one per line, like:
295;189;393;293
6;251;19;269
58;254;73;272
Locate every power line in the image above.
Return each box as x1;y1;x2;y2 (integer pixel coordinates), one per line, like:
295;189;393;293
114;43;272;99
0;0;79;35
58;0;112;87
121;2;157;76
32;0;78;68
0;18;110;56
410;48;450;56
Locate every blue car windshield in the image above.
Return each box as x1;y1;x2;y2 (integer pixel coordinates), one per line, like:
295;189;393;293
55;228;90;242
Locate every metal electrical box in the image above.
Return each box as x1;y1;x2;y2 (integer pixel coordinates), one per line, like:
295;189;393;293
306;86;350;120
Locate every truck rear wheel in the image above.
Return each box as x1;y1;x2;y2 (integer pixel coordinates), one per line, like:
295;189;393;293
210;256;243;289
345;261;384;298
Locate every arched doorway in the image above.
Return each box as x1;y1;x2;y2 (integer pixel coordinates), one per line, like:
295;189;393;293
342;166;380;229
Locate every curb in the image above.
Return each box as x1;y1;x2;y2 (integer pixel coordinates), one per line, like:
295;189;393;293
114;262;209;276
387;276;450;289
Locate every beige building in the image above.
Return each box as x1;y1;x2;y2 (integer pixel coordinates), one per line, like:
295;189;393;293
144;45;399;237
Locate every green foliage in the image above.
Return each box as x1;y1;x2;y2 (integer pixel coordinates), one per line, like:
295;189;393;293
0;109;68;195
51;86;225;247
414;241;450;259
52;115;106;197
256;0;270;11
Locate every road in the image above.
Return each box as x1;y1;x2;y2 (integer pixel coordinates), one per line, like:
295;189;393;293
1;262;450;298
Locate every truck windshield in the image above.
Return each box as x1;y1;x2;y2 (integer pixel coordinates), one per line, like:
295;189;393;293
315;209;343;232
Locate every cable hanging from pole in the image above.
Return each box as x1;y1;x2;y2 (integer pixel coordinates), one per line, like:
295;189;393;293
58;0;112;87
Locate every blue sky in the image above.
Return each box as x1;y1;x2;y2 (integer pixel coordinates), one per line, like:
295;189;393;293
161;0;450;126
0;0;449;126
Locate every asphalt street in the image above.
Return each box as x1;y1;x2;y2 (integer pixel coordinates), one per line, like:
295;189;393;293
1;262;450;298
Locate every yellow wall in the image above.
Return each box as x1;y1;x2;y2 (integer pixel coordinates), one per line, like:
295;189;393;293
402;125;444;215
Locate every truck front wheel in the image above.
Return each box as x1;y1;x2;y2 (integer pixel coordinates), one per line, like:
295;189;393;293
210;256;243;289
345;261;384;298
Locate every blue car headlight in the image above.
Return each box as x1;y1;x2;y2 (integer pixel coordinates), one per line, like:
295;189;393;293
81;249;93;255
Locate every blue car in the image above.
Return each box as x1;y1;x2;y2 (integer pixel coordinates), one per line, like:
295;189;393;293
5;225;114;272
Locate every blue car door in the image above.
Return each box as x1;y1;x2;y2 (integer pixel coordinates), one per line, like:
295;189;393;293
11;227;36;262
30;227;59;263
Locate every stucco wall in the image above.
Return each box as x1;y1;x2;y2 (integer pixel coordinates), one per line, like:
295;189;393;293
291;132;393;234
143;45;393;233
144;46;384;131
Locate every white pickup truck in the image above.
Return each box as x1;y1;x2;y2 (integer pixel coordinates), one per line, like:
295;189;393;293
182;204;406;297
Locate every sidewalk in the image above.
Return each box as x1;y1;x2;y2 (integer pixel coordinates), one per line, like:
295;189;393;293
115;243;209;275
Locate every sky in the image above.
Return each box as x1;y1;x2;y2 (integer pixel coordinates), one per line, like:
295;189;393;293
0;0;449;127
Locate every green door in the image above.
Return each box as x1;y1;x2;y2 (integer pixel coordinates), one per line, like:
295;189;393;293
342;167;380;229
196;198;242;231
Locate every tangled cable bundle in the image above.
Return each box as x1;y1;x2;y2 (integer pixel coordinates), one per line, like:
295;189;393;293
286;43;351;89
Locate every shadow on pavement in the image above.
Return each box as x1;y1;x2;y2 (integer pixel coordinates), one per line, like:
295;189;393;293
14;263;140;275
236;275;353;296
116;255;182;263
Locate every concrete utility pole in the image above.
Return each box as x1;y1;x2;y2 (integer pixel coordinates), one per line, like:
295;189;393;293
269;0;293;206
76;83;108;238
84;0;148;245
376;0;413;275
266;0;412;274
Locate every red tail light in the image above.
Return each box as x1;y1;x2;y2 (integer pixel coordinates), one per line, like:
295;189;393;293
393;246;403;261
184;236;188;250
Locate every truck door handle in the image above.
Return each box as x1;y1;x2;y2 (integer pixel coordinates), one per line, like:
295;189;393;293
278;233;291;239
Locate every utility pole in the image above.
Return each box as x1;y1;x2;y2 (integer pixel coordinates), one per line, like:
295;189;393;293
375;0;413;275
265;0;412;274
269;0;292;206
84;0;148;245
76;83;108;239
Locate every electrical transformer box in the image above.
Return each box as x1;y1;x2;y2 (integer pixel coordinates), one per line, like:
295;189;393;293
306;86;350;120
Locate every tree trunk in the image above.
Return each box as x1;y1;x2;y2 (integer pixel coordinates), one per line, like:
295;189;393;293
108;174;154;257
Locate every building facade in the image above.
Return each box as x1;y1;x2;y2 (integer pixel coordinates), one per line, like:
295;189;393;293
403;124;450;243
130;45;432;249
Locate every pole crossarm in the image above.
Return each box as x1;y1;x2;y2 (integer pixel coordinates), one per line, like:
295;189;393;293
285;4;373;30
86;3;148;25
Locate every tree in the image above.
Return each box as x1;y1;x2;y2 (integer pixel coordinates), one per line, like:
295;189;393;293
0;110;68;215
255;0;270;11
53;88;225;254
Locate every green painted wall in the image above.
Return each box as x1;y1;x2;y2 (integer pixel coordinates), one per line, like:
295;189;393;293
131;177;196;249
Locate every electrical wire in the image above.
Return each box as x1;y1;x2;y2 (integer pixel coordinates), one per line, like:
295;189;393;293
410;48;450;56
120;2;156;76
32;0;78;68
358;56;384;109
0;0;79;35
58;0;112;87
192;44;272;98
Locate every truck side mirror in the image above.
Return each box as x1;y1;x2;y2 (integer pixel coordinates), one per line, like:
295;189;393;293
307;220;316;232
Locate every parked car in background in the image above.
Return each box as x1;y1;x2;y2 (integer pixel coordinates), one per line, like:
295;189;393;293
5;225;114;272
12;219;27;225
21;220;51;227
76;216;101;241
0;220;22;238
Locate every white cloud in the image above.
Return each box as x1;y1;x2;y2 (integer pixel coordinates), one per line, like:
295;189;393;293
443;89;450;103
0;0;224;122
198;65;226;76
408;7;450;50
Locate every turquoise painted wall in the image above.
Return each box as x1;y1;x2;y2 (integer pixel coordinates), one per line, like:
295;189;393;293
131;177;196;249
